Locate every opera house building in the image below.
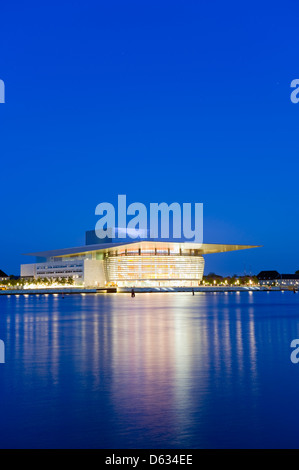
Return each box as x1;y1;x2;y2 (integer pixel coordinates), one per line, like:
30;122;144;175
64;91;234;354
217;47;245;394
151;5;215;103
20;230;258;288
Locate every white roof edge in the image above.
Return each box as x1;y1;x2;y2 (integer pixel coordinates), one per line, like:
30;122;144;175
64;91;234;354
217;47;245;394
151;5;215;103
23;240;261;258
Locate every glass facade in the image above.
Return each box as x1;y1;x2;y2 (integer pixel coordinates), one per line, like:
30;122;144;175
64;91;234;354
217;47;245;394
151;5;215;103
104;253;204;287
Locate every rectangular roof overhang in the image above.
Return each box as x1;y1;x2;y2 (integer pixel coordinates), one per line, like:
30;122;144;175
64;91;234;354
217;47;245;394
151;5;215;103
23;241;261;258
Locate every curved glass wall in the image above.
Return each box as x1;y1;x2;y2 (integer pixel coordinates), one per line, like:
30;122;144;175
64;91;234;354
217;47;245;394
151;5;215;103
104;253;205;287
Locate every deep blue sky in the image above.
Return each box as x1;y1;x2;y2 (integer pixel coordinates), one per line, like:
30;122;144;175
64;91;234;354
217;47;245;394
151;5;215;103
1;0;299;275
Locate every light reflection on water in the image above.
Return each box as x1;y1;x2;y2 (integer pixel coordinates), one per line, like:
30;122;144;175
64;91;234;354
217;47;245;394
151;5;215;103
0;292;299;448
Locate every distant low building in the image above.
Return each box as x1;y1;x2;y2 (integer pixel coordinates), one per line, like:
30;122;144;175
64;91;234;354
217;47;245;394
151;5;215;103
277;274;299;288
257;271;299;287
0;270;8;281
257;271;280;285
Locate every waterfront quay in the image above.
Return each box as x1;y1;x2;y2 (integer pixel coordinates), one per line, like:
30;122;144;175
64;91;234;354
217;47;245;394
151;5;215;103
0;288;98;296
0;286;286;295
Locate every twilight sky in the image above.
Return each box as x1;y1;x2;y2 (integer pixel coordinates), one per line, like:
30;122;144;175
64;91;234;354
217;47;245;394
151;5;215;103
0;0;299;275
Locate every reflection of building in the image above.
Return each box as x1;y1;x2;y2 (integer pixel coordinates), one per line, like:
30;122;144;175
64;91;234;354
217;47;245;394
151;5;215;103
21;231;258;288
257;271;299;288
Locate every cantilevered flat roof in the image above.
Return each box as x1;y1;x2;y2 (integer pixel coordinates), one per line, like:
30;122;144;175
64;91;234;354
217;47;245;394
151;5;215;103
24;241;260;258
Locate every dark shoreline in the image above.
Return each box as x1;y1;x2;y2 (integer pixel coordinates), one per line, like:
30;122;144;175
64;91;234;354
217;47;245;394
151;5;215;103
0;286;287;295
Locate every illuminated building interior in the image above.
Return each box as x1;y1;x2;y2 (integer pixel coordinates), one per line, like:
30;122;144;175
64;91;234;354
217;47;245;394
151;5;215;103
21;237;259;288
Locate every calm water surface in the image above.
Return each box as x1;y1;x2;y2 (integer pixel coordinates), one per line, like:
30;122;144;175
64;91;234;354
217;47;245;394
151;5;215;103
0;291;299;448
